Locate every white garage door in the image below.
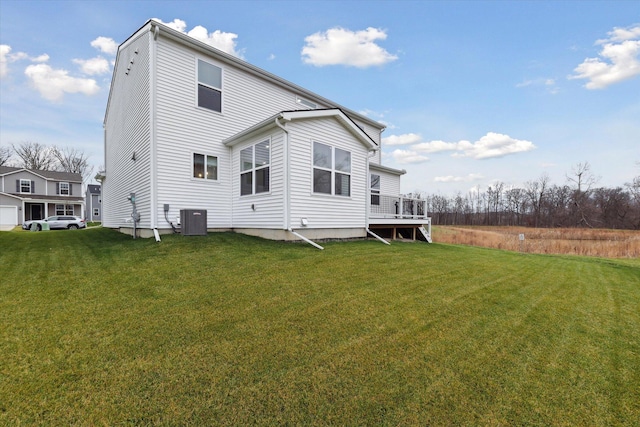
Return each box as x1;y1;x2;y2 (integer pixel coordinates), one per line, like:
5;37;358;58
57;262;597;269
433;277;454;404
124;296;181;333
0;206;18;228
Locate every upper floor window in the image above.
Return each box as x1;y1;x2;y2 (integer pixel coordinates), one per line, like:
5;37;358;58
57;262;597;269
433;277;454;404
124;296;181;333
193;153;218;180
59;182;70;195
313;142;351;197
197;59;222;112
240;140;270;196
19;179;32;193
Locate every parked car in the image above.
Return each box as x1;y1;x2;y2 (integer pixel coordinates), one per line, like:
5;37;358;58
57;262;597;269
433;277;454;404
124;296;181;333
22;216;87;231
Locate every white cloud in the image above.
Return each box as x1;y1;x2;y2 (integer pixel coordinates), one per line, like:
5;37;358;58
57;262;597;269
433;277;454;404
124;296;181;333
1;44;48;77
570;24;640;89
434;173;484;183
413;140;461;153
24;63;100;102
302;27;398;68
390;149;429;164
73;56;110;75
91;36;118;55
382;133;422;146
153;18;244;58
454;132;535;159
410;132;535;159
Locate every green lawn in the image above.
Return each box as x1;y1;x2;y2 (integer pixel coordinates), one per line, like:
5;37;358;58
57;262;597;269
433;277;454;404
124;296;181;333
1;228;639;425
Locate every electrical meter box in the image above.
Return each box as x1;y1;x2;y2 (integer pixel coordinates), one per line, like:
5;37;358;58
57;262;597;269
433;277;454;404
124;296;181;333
180;209;207;236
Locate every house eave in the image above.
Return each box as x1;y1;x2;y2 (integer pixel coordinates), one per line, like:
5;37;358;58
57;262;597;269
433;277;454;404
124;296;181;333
370;163;406;175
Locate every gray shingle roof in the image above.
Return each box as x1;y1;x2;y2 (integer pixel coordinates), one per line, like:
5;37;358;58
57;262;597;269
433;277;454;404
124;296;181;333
0;166;83;182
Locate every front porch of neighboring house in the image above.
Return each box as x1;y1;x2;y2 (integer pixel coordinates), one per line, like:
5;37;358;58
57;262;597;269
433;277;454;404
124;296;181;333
23;200;83;221
368;194;432;242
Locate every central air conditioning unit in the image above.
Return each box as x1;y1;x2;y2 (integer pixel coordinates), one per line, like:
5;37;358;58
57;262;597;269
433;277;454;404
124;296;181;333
180;209;208;236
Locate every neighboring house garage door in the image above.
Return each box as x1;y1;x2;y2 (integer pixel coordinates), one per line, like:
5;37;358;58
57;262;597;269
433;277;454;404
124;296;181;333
0;206;18;229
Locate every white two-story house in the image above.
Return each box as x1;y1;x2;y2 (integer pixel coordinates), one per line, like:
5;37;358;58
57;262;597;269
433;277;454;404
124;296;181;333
101;19;430;244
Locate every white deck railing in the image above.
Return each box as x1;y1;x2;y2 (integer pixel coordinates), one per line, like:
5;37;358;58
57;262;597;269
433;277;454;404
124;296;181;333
370;194;427;219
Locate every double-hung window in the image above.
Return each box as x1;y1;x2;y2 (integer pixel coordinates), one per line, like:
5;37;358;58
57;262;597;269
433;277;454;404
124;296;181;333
59;182;70;195
313;142;351;197
20;179;32;193
240;140;270;196
56;204;74;215
193;153;218;180
197;59;222;112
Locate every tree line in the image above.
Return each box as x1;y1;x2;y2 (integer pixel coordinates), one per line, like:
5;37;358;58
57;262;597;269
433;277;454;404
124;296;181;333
416;163;640;230
0;142;93;182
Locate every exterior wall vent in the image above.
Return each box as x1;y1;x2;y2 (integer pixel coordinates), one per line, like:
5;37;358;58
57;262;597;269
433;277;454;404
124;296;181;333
180;209;207;236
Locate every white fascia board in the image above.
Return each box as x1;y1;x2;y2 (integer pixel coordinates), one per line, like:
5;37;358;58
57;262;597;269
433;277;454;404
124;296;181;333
370;163;406;175
281;109;378;150
223;114;281;147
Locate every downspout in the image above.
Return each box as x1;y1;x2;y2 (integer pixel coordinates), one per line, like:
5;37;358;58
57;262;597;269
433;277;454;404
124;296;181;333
150;21;159;240
276;115;323;250
288;228;324;250
274;115;290;231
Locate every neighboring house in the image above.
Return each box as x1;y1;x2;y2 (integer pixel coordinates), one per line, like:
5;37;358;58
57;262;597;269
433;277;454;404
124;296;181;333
102;19;430;244
85;184;102;222
0;166;84;228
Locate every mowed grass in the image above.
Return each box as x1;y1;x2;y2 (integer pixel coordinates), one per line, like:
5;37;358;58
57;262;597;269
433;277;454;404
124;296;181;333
1;228;639;425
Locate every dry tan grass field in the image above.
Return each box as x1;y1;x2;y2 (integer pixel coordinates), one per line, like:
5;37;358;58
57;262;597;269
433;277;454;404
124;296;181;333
432;226;640;258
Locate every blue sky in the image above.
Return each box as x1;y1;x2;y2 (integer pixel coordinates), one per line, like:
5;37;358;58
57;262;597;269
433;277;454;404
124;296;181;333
1;0;639;195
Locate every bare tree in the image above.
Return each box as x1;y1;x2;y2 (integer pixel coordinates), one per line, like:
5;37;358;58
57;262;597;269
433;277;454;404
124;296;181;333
12;142;56;170
52;146;93;182
524;174;550;227
0;145;13;166
566;162;599;227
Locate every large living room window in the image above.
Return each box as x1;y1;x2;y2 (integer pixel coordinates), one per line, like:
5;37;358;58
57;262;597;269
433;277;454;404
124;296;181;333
193;153;218;180
240;139;270;196
56;204;74;215
313;142;351;197
197;59;222;112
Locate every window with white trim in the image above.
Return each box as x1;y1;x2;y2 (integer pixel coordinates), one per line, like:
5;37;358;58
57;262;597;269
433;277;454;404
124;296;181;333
59;182;70;195
370;174;380;205
193;153;218;180
20;179;32;193
56;204;74;215
93;208;100;216
240;140;270;196
197;59;222;112
313;142;351;197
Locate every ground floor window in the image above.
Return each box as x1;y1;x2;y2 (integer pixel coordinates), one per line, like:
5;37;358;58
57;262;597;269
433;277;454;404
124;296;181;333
371;174;380;205
56;204;74;215
93;208;100;216
313;141;351;197
193;153;218;180
240;139;270;196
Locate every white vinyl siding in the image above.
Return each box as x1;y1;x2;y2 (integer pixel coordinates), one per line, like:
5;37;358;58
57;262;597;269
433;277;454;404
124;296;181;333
103;31;152;229
230;130;284;229
289;118;368;229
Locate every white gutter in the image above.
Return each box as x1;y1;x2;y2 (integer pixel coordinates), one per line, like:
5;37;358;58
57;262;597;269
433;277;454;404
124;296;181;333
288;228;324;250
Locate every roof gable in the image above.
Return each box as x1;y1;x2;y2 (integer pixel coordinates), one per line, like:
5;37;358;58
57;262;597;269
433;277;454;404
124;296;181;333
224;109;378;150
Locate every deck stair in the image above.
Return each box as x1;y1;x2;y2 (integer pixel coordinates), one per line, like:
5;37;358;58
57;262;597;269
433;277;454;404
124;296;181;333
418;226;432;243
